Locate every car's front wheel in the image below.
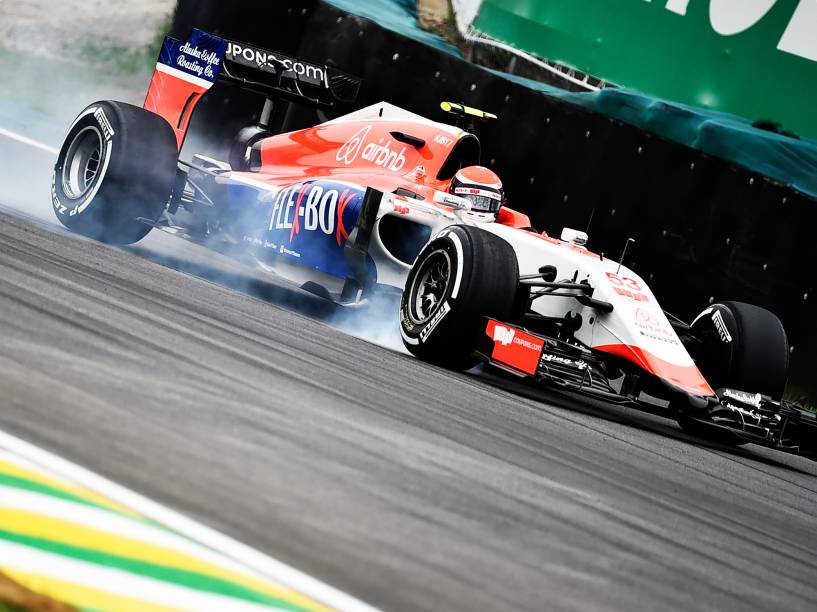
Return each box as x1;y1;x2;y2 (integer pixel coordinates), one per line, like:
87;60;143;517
400;225;518;370
677;301;790;444
688;301;789;398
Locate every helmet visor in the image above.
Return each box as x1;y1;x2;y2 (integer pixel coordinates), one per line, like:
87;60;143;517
464;194;501;213
453;187;502;213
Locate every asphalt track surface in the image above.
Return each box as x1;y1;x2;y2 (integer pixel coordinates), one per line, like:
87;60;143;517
2;132;817;612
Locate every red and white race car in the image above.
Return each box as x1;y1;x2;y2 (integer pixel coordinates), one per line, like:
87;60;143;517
51;30;817;459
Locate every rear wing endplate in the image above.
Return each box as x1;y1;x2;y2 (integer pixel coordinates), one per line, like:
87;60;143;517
144;29;362;149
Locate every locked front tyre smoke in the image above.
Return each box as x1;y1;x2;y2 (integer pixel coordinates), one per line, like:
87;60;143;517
52;101;178;244
400;225;518;370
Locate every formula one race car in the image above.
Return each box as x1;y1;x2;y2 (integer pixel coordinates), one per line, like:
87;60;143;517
51;30;817;460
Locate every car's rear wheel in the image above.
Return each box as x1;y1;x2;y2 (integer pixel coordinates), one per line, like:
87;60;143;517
400;225;518;370
52;100;178;244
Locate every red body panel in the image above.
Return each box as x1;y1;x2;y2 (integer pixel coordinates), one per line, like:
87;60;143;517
596;344;715;397
144;68;209;149
486;320;545;376
239;118;535;228
258;120;457;183
496;207;531;229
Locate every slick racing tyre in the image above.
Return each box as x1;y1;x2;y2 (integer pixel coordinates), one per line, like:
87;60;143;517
689;301;789;398
400;225;518;370
52;100;178;244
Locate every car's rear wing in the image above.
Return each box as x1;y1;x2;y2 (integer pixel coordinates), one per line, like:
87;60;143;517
223;41;361;107
144;29;362;149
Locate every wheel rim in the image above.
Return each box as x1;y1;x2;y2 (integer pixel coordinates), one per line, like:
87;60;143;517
409;248;451;324
62;126;103;200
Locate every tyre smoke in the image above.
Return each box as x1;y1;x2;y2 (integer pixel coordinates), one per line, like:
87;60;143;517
0;8;407;356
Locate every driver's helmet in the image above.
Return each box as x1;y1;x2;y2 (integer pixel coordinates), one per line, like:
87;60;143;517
449;166;504;219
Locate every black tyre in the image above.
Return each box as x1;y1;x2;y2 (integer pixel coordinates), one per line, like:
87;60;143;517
52;100;178;244
228;126;271;171
400;225;518;370
688;301;789;398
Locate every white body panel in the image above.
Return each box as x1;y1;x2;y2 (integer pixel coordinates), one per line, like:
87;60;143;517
480;224;694;366
367;194;710;395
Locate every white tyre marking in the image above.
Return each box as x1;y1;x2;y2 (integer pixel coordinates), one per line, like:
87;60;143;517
691;307;714;327
419;301;451;343
400;325;420;345
448;232;464;299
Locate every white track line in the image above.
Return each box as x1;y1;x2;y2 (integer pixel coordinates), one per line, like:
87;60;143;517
0;429;381;612
0;127;59;155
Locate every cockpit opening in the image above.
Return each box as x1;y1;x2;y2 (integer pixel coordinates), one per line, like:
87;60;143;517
436;134;481;181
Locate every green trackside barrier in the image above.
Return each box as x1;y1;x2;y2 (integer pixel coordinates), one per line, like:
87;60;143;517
474;0;817;140
327;0;817;200
492;69;817;201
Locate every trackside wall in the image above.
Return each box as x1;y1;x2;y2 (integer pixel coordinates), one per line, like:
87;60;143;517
171;0;816;399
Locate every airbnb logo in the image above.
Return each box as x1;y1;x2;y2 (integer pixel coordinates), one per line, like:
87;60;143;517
336;125;370;165
335;124;407;172
635;308;660;325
